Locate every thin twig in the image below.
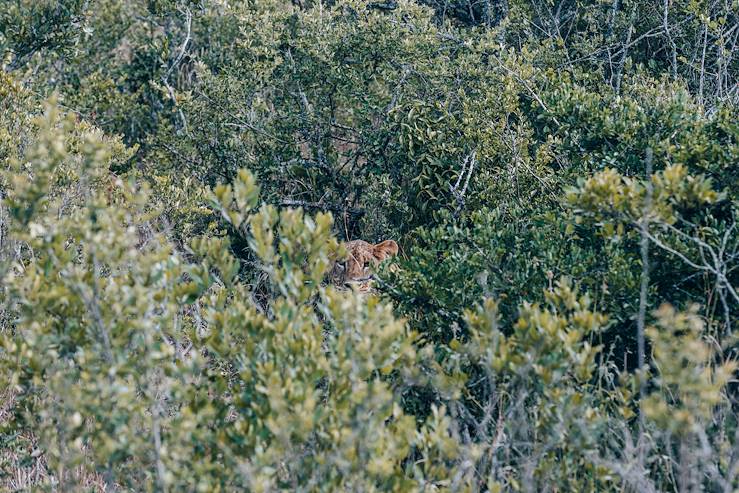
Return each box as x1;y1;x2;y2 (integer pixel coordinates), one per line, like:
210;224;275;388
636;147;652;466
161;7;192;134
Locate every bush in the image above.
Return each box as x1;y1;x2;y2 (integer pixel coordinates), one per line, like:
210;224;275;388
1;0;738;490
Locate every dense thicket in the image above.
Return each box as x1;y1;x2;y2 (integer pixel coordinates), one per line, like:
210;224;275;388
1;0;738;491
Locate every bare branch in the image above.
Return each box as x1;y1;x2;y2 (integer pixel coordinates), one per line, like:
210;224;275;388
161;7;192;134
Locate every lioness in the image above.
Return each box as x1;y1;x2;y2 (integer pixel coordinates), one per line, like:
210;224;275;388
330;239;399;290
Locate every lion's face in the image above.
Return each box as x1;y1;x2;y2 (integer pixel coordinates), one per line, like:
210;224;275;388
331;239;399;288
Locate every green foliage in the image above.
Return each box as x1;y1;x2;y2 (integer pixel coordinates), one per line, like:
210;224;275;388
2;0;738;490
458;281;612;490
0;105;459;490
0;0;87;70
644;304;735;432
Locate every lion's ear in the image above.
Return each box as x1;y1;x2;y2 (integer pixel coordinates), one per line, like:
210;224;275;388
372;240;398;261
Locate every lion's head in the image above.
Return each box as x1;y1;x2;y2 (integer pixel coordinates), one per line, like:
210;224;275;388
330;239;399;289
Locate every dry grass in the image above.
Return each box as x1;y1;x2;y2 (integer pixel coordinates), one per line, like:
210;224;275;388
1;390;111;492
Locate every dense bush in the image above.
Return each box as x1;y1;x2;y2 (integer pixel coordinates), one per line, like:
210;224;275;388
1;0;738;491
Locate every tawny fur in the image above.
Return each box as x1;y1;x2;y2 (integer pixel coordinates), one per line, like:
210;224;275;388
330;239;399;290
